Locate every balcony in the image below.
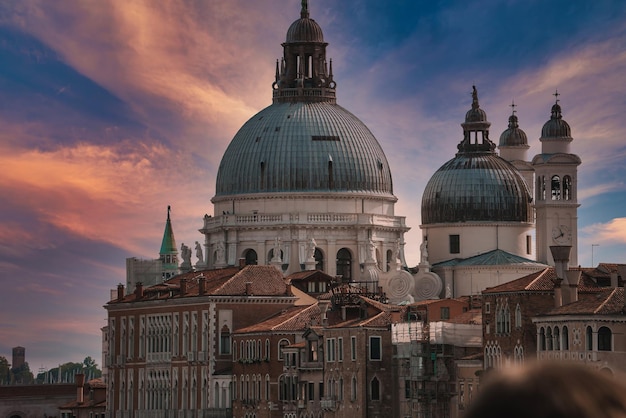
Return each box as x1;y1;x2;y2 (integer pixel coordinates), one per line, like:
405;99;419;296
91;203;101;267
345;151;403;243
202;212;406;232
321;398;337;410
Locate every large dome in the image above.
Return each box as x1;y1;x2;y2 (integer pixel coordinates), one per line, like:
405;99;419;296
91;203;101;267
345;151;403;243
214;102;394;198
421;153;532;224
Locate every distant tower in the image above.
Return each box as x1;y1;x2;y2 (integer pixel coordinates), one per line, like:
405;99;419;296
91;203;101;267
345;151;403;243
159;205;179;279
532;93;581;266
12;346;25;369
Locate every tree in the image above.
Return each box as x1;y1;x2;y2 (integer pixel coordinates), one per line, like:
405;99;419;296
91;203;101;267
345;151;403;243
0;356;10;385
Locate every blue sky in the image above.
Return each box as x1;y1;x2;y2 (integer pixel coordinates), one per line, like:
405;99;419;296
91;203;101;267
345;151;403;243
0;0;625;370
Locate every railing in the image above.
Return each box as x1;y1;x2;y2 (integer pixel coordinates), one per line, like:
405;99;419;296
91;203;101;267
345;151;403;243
203;212;406;230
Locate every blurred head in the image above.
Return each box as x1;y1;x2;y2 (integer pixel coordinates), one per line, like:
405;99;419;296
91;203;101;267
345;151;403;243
465;362;626;418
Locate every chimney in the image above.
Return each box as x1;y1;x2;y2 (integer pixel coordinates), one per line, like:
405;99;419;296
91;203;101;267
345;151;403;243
285;283;292;296
550;246;572;306
564;270;581;304
75;373;85;404
180;278;187;296
245;282;252;296
134;282;144;299
610;272;619;288
198;276;206;295
239;258;246;269
117;284;125;301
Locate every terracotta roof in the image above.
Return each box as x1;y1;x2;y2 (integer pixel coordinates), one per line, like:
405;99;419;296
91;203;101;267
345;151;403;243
448;308;482;325
541;287;625;316
483;267;601;294
287;270;335;282
235;304;321;334
214;265;288;296
110;265;292;304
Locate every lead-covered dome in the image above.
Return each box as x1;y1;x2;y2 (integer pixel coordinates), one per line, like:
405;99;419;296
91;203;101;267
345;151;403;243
541;103;571;138
214;102;393;197
421;154;532;224
421;86;532;224
499;113;528;147
285;0;324;43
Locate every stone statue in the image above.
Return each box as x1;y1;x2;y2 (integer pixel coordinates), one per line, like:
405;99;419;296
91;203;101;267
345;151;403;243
393;239;401;262
420;240;429;263
272;237;282;262
216;241;226;263
367;238;376;262
181;243;192;265
307;237;317;260
195;241;203;263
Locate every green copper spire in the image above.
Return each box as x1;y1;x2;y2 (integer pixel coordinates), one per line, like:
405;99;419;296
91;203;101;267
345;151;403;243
159;205;178;256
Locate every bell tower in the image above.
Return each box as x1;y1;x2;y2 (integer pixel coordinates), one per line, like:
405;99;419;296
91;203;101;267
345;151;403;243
532;92;581;266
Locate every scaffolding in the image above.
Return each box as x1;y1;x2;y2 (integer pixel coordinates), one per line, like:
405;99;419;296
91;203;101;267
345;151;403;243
392;308;455;418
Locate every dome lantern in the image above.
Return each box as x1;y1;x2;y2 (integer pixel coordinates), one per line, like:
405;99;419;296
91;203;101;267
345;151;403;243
499;101;528;147
273;0;336;103
459;86;495;153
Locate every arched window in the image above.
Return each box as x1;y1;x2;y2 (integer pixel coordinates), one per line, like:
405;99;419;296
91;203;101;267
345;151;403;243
244;249;258;265
546;327;553;351
265;339;270;361
278;339;290;360
232;376;237;400
539;327;546;351
351;376;358;401
504;303;511;334
562;326;569;350
314;248;324;271
598;326;612;351
386;249;393;272
336;248;352;280
514;343;524;365
554;327;560;351
586;326;593;351
551;175;561;200
220;325;231;355
563;175;572;200
515;303;522;328
370;376;380;401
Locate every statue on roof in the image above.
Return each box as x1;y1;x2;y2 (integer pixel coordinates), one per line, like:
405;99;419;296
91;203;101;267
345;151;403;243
195;241;204;264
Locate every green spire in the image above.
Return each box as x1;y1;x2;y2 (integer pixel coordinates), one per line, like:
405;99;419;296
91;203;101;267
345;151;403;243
159;205;178;256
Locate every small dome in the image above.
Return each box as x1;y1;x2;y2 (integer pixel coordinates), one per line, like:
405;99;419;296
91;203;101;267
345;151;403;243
421;154;532;224
465;85;488;123
541;103;571;138
286;18;324;43
499;114;528;147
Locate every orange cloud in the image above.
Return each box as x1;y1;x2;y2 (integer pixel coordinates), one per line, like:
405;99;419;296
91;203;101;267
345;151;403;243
582;218;626;244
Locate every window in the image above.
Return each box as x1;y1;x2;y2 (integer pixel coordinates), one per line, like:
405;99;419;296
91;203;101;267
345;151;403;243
440;307;450;320
244;249;258;265
586;326;593;351
539;327;546;351
554;327;561;350
351;336;357;361
370;377;380;401
338;337;343;361
546;327;553;350
526;235;532;255
369;336;382;361
485;302;490;314
326;338;336;362
219;326;231;355
265;339;270;361
515;304;522;328
278;339;290;360
351;376;357;401
308;382;315;401
551;175;561;200
563;176;572;200
449;235;460;254
598;326;612;351
562;326;569;350
336;248;352;280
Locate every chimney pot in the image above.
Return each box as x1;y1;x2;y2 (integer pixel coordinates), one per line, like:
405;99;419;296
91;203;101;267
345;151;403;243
117;284;125;301
180;278;187;295
199;276;206;295
135;282;144;299
75;373;85;404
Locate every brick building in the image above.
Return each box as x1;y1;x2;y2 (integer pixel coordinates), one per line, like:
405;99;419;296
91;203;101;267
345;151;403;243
104;265;296;417
481;261;614;368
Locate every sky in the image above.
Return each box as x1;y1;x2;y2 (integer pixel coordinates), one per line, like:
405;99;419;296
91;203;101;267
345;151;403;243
0;0;625;371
